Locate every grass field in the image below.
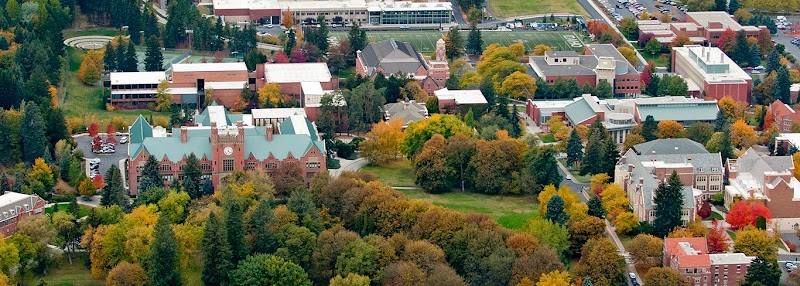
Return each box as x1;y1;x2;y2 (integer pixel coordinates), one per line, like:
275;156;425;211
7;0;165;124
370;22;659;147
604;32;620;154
45;203;92;217
32;254;103;286
63;27;125;39
361;159;417;187
330;30;587;53
488;0;588;18
400;189;538;229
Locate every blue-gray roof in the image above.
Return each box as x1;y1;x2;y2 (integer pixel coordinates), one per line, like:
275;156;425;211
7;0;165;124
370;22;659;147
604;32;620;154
632;138;709;155
623;149;695;210
636;103;718;123
130;115;153;144
563;99;596;125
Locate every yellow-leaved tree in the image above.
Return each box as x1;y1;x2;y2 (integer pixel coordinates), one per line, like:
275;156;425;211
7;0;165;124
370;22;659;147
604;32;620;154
155;80;172;111
656;120;685;138
257;82;285;108
29;157;54;191
500;71;536;100
78;49;105;85
532;44;552;56
400;81;427;102
536;270;572;286
617;46;639;66
731;119;757;149
361;118;404;165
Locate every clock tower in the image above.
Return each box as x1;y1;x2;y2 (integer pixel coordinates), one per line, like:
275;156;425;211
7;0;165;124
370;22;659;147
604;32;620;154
210;121;245;186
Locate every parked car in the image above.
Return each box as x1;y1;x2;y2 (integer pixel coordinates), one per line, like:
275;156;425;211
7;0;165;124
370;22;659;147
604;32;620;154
120;136;128;144
629;273;637;282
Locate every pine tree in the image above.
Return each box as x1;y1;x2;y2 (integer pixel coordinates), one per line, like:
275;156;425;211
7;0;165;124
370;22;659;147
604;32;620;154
122;41;138;72
21;102;46;165
647;75;660;96
144;35;163;72
148;216;182;286
642;115;658;141
467;25;483;55
445;74;460;90
0;174;9;195
727;0;739;14
581;125;605;175
545;195;569;226
103;42;116;71
742;257;780;286
602;137;620;176
766;48;781;75
464;108;475;127
714;110;728;132
510;105;522;138
566;128;584;168
115;38;126;72
581;277;593;286
714;0;726;11
732;30;749;66
653;171;684;237
139;155;164;194
774;66;791;104
445;27;464;61
248;199;278;254
719;124;735;162
587;196;606;218
202;213;232;286
144;9;160;40
100;165;128;209
748;44;761;69
202;179;214;196
0;37;9;50
225;201;248;264
285;28;296;55
480;76;496;107
182;153;202;199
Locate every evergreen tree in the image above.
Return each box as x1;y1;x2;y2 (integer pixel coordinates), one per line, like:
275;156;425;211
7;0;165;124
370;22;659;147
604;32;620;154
466;25;483;55
0;37;9;50
653;171;684;237
581;122;607;175
749;44;761;69
566;128;584;168
122;41;138;72
103;42;116;71
602;137;620;176
115;38;127;72
587;196;606;218
719;124;735;162
766;48;781;75
24;67;51;108
0;174;9;195
100;165;128;209
144;35;163;72
202;179;214;196
464;108;475;126
21;102;46;165
46;108;69;150
182;153;202;199
445;74;460;90
285;28;296;55
582;277;593;286
714;0;726;11
714;109;729;132
148;216;182;286
727;0;739;14
249;199;278;254
774;65;791;104
742;256;780;286
545;195;569;226
646;74;659;96
12;172;24;193
581;82;594;95
144;9;160;40
642;115;658;141
510;105;522;138
594;80;613;98
526;146;563;189
732;30;750;66
138;155;164;193
202;213;232;286
225;200;248;264
445;27;464;61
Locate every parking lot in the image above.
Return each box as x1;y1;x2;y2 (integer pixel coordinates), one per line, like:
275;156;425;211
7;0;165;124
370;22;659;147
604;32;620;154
772;16;800;62
597;0;685;22
75;135;129;180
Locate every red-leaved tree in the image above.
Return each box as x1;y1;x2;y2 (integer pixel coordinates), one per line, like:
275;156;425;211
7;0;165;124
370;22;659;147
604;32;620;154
707;219;729;253
641;63;653;86
92;174;104;189
92;135;103;151
106;124;117;144
274;51;289;63
697;201;712;219
725;200;752;229
717;28;736;54
88;123;99;137
750;202;772;222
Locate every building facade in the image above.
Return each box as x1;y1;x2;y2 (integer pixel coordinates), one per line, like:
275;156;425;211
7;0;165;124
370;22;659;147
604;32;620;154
527;44;641;97
356;39;449;94
433;88;487;114
769;100;799;133
671;45;752;103
638;12;766;47
0;192;46;238
126;105;326;195
664;237;753;286
725;148;800;230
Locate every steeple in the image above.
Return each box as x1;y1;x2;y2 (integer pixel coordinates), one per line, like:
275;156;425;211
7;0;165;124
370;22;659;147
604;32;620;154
129;115;153;144
435;38;446;61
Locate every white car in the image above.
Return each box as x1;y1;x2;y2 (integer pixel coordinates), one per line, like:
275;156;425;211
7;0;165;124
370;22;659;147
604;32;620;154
120;136;128;144
266;24;274;28
566;175;573;180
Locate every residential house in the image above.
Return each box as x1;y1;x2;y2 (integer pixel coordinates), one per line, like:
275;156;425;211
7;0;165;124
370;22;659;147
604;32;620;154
383;100;428;128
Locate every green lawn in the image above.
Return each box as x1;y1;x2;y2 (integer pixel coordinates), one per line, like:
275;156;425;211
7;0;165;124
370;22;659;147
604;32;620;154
539;133;557;143
704;212;724;221
400;189;538;230
639;50;669;67
330;30;587;53
361;159;417;187
63;27;125;39
488;0;588;18
32;255;103;286
45;203;93;217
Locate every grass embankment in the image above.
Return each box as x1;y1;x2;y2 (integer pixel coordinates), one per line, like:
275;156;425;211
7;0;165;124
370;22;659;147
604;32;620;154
63;27;124;39
488;0;588;18
361;159;417;187
400;189;538;230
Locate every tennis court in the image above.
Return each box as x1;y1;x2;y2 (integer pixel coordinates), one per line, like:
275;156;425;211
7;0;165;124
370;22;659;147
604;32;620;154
329;30;587;53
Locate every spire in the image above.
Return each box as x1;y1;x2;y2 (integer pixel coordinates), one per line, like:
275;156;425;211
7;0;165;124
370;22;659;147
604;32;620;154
130;114;154;144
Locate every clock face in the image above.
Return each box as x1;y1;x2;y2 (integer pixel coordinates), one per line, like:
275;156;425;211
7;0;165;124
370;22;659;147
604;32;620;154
224;147;233;156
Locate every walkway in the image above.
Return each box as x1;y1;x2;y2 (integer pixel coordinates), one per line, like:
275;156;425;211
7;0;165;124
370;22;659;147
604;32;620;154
330;157;369;177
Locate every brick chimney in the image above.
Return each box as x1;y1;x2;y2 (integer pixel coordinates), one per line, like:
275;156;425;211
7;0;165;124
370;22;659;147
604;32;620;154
180;126;188;143
266;124;273;141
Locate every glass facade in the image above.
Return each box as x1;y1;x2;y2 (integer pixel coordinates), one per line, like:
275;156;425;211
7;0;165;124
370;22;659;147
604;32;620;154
374;9;451;25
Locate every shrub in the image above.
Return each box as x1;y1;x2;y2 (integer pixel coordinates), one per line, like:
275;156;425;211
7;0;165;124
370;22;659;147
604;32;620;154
326;158;341;169
712;193;725;205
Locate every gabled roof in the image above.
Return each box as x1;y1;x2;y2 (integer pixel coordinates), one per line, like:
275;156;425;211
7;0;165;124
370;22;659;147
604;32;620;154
770;99;797;120
563;95;598;125
130;115;153;144
360;39;426;77
0;192;42;222
384;100;428;126
665;237;711;268
621;149;697;209
632;138;709;155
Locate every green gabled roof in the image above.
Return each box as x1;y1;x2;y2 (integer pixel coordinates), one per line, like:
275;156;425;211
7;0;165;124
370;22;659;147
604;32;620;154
244;134;316;160
279;118;295;134
563;99;595;125
130;115;153;144
136;136;213;161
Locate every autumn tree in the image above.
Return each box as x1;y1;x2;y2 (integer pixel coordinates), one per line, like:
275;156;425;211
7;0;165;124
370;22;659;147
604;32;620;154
568;216;606;254
573;238;626;286
617;46;639;66
536;270;572;286
734;226;777;261
445;134;476;192
500;71;536;99
643;267;689;286
29;157;54;192
415;134;454;193
657;120;685;138
155;80;172;112
401;114;472;158
707;219;729;253
533;44;552;56
731;119;757;149
257;82;285;108
717;28;736;54
78;49;105;84
670;32;692;48
628;234;664;267
523;218;570;257
361;118;404;165
107;262;149;286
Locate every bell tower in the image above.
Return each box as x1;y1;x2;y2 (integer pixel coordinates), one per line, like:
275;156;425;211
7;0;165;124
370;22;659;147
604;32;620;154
435;38;446;61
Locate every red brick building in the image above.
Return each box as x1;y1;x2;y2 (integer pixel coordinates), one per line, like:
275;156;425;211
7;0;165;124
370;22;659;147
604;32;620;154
664;237;753;286
637;12;766;47
769;100;799;133
356;39;449;94
671;46;752;103
527;44;641;97
0;192;46;238
126;105;326;195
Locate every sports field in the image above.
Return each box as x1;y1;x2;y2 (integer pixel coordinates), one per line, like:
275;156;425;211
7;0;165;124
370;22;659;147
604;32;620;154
329;30;587;53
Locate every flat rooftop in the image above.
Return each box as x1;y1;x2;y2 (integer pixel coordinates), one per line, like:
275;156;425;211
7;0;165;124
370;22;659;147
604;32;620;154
172;62;248;73
110;71;166;85
263;63;332;83
213;0;280;10
673;45;751;83
709;253;754;265
687;11;761;32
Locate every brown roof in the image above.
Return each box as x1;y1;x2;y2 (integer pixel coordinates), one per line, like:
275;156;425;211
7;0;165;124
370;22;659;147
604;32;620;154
770;100;799;120
665;237;711;268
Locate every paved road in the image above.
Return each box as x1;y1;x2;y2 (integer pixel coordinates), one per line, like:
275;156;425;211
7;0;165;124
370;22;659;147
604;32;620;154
331;157;369;177
773;19;800;60
75;134;129;179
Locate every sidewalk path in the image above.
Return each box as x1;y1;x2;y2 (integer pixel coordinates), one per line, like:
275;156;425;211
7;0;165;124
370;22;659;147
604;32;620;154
331;158;369;177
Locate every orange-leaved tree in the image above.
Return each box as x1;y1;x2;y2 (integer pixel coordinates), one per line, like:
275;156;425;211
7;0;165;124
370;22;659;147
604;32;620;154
707;219;729;253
